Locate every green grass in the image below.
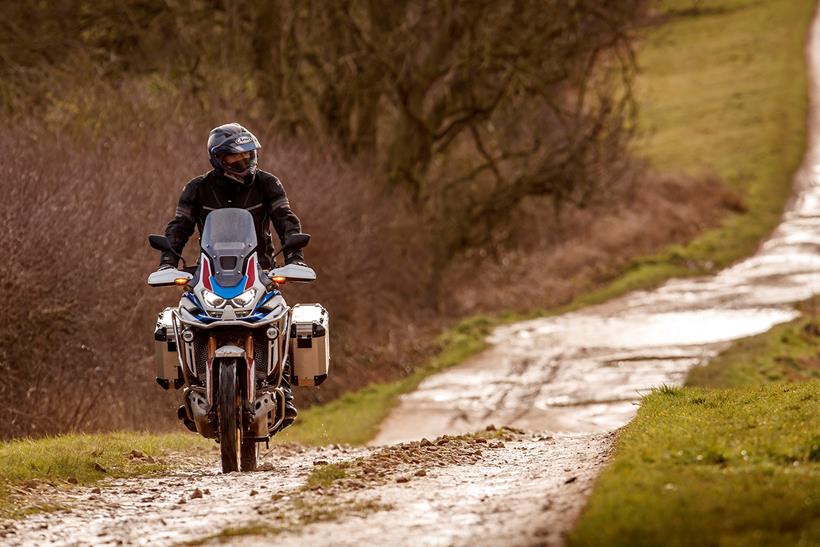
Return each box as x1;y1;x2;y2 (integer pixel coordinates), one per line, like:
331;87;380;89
688;299;820;388
565;0;813;307
305;463;348;489
570;383;820;547
573;298;820;545
0;432;210;518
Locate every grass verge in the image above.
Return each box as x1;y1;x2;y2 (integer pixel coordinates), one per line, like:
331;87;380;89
570;383;820;547
566;0;813;308
571;298;820;545
0;432;210;518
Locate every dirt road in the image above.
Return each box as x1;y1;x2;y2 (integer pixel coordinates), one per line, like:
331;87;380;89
4;431;610;547
6;11;820;547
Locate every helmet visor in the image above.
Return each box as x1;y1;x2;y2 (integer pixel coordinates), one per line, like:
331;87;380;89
219;150;258;176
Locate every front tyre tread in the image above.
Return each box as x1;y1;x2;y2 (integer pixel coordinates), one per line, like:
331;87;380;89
240;439;257;472
218;360;240;473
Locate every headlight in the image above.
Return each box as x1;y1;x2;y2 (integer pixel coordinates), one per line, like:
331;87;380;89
201;289;226;308
231;288;257;307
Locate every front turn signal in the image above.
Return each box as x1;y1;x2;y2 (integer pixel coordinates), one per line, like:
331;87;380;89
272;275;287;284
174;278;189;285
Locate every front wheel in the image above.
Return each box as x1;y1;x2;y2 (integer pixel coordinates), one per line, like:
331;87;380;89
218;360;241;473
241;439;257;471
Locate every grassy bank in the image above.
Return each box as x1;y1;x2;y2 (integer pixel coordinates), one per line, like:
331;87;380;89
570;382;820;547
569;0;813;307
571;297;820;545
0;432;210;518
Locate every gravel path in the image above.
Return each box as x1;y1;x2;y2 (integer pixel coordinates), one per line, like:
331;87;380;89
3;431;609;547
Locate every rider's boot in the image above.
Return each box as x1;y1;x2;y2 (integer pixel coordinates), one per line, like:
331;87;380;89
282;361;298;428
177;405;196;432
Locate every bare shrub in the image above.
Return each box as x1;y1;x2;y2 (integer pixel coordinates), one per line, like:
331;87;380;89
438;170;739;314
0;123;436;438
3;0;649;265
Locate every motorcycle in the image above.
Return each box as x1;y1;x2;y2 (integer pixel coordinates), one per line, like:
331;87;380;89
147;208;329;473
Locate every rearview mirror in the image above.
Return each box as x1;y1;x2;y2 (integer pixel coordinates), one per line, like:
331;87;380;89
148;234;186;267
281;233;311;255
148;234;173;253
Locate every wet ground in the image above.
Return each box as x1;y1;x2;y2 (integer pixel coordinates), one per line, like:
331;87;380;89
3;431;610;547
7;11;820;547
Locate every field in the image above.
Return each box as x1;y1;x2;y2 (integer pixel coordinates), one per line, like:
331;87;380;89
570;0;812;306
571;382;820;547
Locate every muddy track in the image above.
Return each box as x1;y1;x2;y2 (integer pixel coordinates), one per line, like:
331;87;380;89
3;431;610;546
7;10;820;547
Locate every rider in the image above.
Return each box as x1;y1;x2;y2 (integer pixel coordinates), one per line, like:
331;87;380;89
157;122;304;427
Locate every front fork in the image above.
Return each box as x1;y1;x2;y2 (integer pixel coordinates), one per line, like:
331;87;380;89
205;336;255;407
197;334;284;439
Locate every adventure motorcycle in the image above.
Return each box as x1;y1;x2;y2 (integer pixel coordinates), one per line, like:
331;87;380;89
147;208;329;473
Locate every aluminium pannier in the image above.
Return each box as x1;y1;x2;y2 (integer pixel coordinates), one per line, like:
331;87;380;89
153;308;182;389
289;304;330;386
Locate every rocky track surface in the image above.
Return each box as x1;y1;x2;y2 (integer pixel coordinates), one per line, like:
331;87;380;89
3;429;609;546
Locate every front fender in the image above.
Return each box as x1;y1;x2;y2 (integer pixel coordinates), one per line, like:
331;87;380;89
214;345;245;359
210;343;256;406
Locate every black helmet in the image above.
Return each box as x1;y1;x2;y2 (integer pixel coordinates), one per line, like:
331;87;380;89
207;123;261;182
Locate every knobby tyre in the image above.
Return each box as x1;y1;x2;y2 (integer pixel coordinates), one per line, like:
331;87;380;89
218;359;240;473
241;438;257;471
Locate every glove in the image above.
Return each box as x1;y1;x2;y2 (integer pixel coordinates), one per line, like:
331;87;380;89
159;251;179;269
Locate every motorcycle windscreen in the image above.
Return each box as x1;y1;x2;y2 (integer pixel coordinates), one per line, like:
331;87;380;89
200;208;258;288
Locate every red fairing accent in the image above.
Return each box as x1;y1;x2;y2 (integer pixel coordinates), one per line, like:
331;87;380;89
245;255;256;289
201;254;213;290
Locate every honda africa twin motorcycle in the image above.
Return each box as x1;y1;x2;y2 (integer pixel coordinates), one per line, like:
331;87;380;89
147;208;329;473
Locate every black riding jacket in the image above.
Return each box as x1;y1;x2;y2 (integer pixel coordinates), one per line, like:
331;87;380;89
161;170;304;270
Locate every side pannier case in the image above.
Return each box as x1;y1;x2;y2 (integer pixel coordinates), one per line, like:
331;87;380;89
154;308;182;389
289;304;330;386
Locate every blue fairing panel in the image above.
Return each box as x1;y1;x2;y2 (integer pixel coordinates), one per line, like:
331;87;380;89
211;276;248;299
255;290;280;309
184;292;204;309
